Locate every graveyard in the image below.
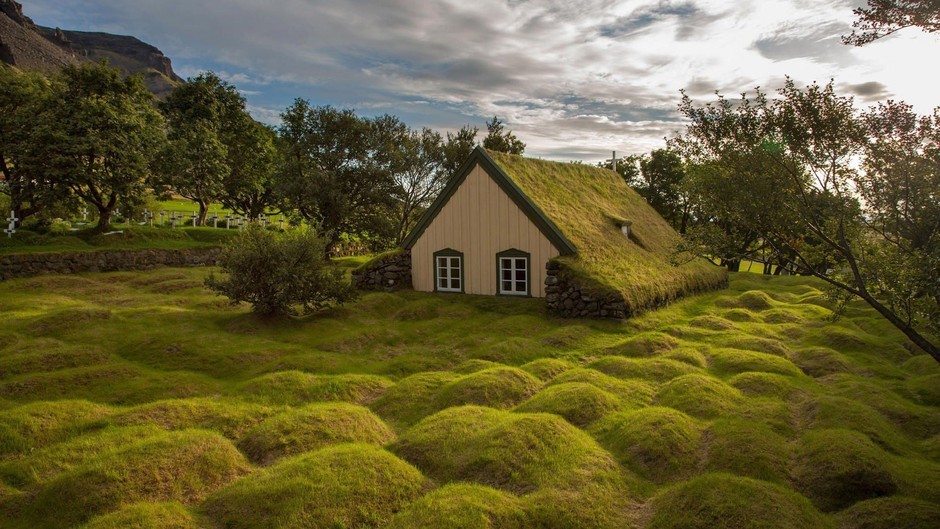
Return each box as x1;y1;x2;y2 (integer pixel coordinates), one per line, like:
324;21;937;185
0;260;938;528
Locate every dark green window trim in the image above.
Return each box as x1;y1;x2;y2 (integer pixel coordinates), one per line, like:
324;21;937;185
401;147;576;256
496;248;531;297
433;248;464;293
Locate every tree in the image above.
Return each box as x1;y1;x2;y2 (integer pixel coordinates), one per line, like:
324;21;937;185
442;125;479;179
205;224;356;316
629;149;690;233
482;116;526;155
159;72;279;223
0;66;61;225
155;122;228;225
843;0;940;45
36;63;164;230
675;79;940;361
383;123;447;243
277;101;398;255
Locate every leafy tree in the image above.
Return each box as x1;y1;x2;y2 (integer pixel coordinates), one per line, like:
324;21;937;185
675;78;940;361
843;0;940;45
382;122;447;243
627;149;690;233
442;125;479;179
0;66;61;225
277;101;398;255
35;63;164;230
205;224;356;316
159;72;278;223
482;116;526;155
155;122;228;225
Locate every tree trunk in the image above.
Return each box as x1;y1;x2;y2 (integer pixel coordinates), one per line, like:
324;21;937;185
857;291;940;362
95;207;112;231
198;200;209;226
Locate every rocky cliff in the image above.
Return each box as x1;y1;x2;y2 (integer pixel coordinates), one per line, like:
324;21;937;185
0;0;182;98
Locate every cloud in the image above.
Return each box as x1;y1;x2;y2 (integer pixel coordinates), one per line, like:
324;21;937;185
843;80;892;102
23;0;939;161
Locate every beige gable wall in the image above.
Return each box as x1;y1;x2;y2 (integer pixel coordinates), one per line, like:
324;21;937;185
411;163;560;297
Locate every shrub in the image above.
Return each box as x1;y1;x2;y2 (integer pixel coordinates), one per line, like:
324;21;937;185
203;444;425;529
592;406;702;482
793;429;898;511
387;483;525;529
515;383;622;427
238;403;395;464
205;224;357;316
647;473;829;529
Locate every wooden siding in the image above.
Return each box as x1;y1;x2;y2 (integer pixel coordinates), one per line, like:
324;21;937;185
412;163;560;297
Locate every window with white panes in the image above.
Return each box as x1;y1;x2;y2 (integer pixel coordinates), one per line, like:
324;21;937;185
435;254;462;292
498;253;529;295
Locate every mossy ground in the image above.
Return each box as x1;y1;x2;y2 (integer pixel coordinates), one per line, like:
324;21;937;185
0;268;938;527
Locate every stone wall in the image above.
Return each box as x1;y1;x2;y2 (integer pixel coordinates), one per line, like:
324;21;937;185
544;260;630;319
352;250;412;291
0;247;222;280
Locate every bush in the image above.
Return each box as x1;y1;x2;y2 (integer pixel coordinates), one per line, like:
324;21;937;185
205;224;356;316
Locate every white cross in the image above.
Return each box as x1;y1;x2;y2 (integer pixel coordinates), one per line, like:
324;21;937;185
606;150;619;172
5;210;18;238
82;207;88;221
192;211;198;227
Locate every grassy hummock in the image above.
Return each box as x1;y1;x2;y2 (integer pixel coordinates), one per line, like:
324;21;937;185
237;403;395;464
514;382;622;427
202;444;425;529
387;483;525;529
78;502;199;529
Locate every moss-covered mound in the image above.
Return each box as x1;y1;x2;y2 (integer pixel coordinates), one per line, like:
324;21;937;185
701;419;790;483
791;347;854;377
728;372;799;399
519;358;575;381
369;371;463;427
0;425;165;488
0;400;112;456
485;150;727;314
394;406;620;493
592;406;702;483
793;429;898;512
647;473;829;529
388;483;525;529
202;444;425;529
521;482;640;529
235;371;393;405
723;336;792;357
708;348;804;377
655;374;744;418
238;403;395;464
587;356;701;382
79;501;199;529
109;398;278;439
833;495;940;529
29;429;249;527
547;368;655;408
806;396;911;455
514;382;622;427
607;332;681;357
432;367;542;411
906;373;940;407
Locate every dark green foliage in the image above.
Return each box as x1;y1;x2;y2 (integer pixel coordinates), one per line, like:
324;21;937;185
482;117;525;155
648;473;831;529
205;224;356;316
202;444;425;529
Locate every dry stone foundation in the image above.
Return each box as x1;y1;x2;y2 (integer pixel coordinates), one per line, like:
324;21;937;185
352;250;412;291
545;260;630;319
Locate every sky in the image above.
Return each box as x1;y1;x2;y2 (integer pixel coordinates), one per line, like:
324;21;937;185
21;0;940;162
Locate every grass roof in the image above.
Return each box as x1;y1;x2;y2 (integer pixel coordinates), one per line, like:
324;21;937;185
485;149;727;313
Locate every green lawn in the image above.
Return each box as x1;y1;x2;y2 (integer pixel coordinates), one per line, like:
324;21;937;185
0;226;237;255
0;268;937;528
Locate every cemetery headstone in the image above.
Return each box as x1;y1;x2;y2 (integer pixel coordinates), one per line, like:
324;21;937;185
5;211;18;238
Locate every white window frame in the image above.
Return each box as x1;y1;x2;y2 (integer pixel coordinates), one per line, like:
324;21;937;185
435;254;463;292
498;253;529;296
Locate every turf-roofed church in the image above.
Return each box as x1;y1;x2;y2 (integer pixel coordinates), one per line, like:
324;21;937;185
357;147;727;318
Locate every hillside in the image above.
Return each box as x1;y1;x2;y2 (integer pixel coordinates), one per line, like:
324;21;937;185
0;266;937;528
0;0;182;97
